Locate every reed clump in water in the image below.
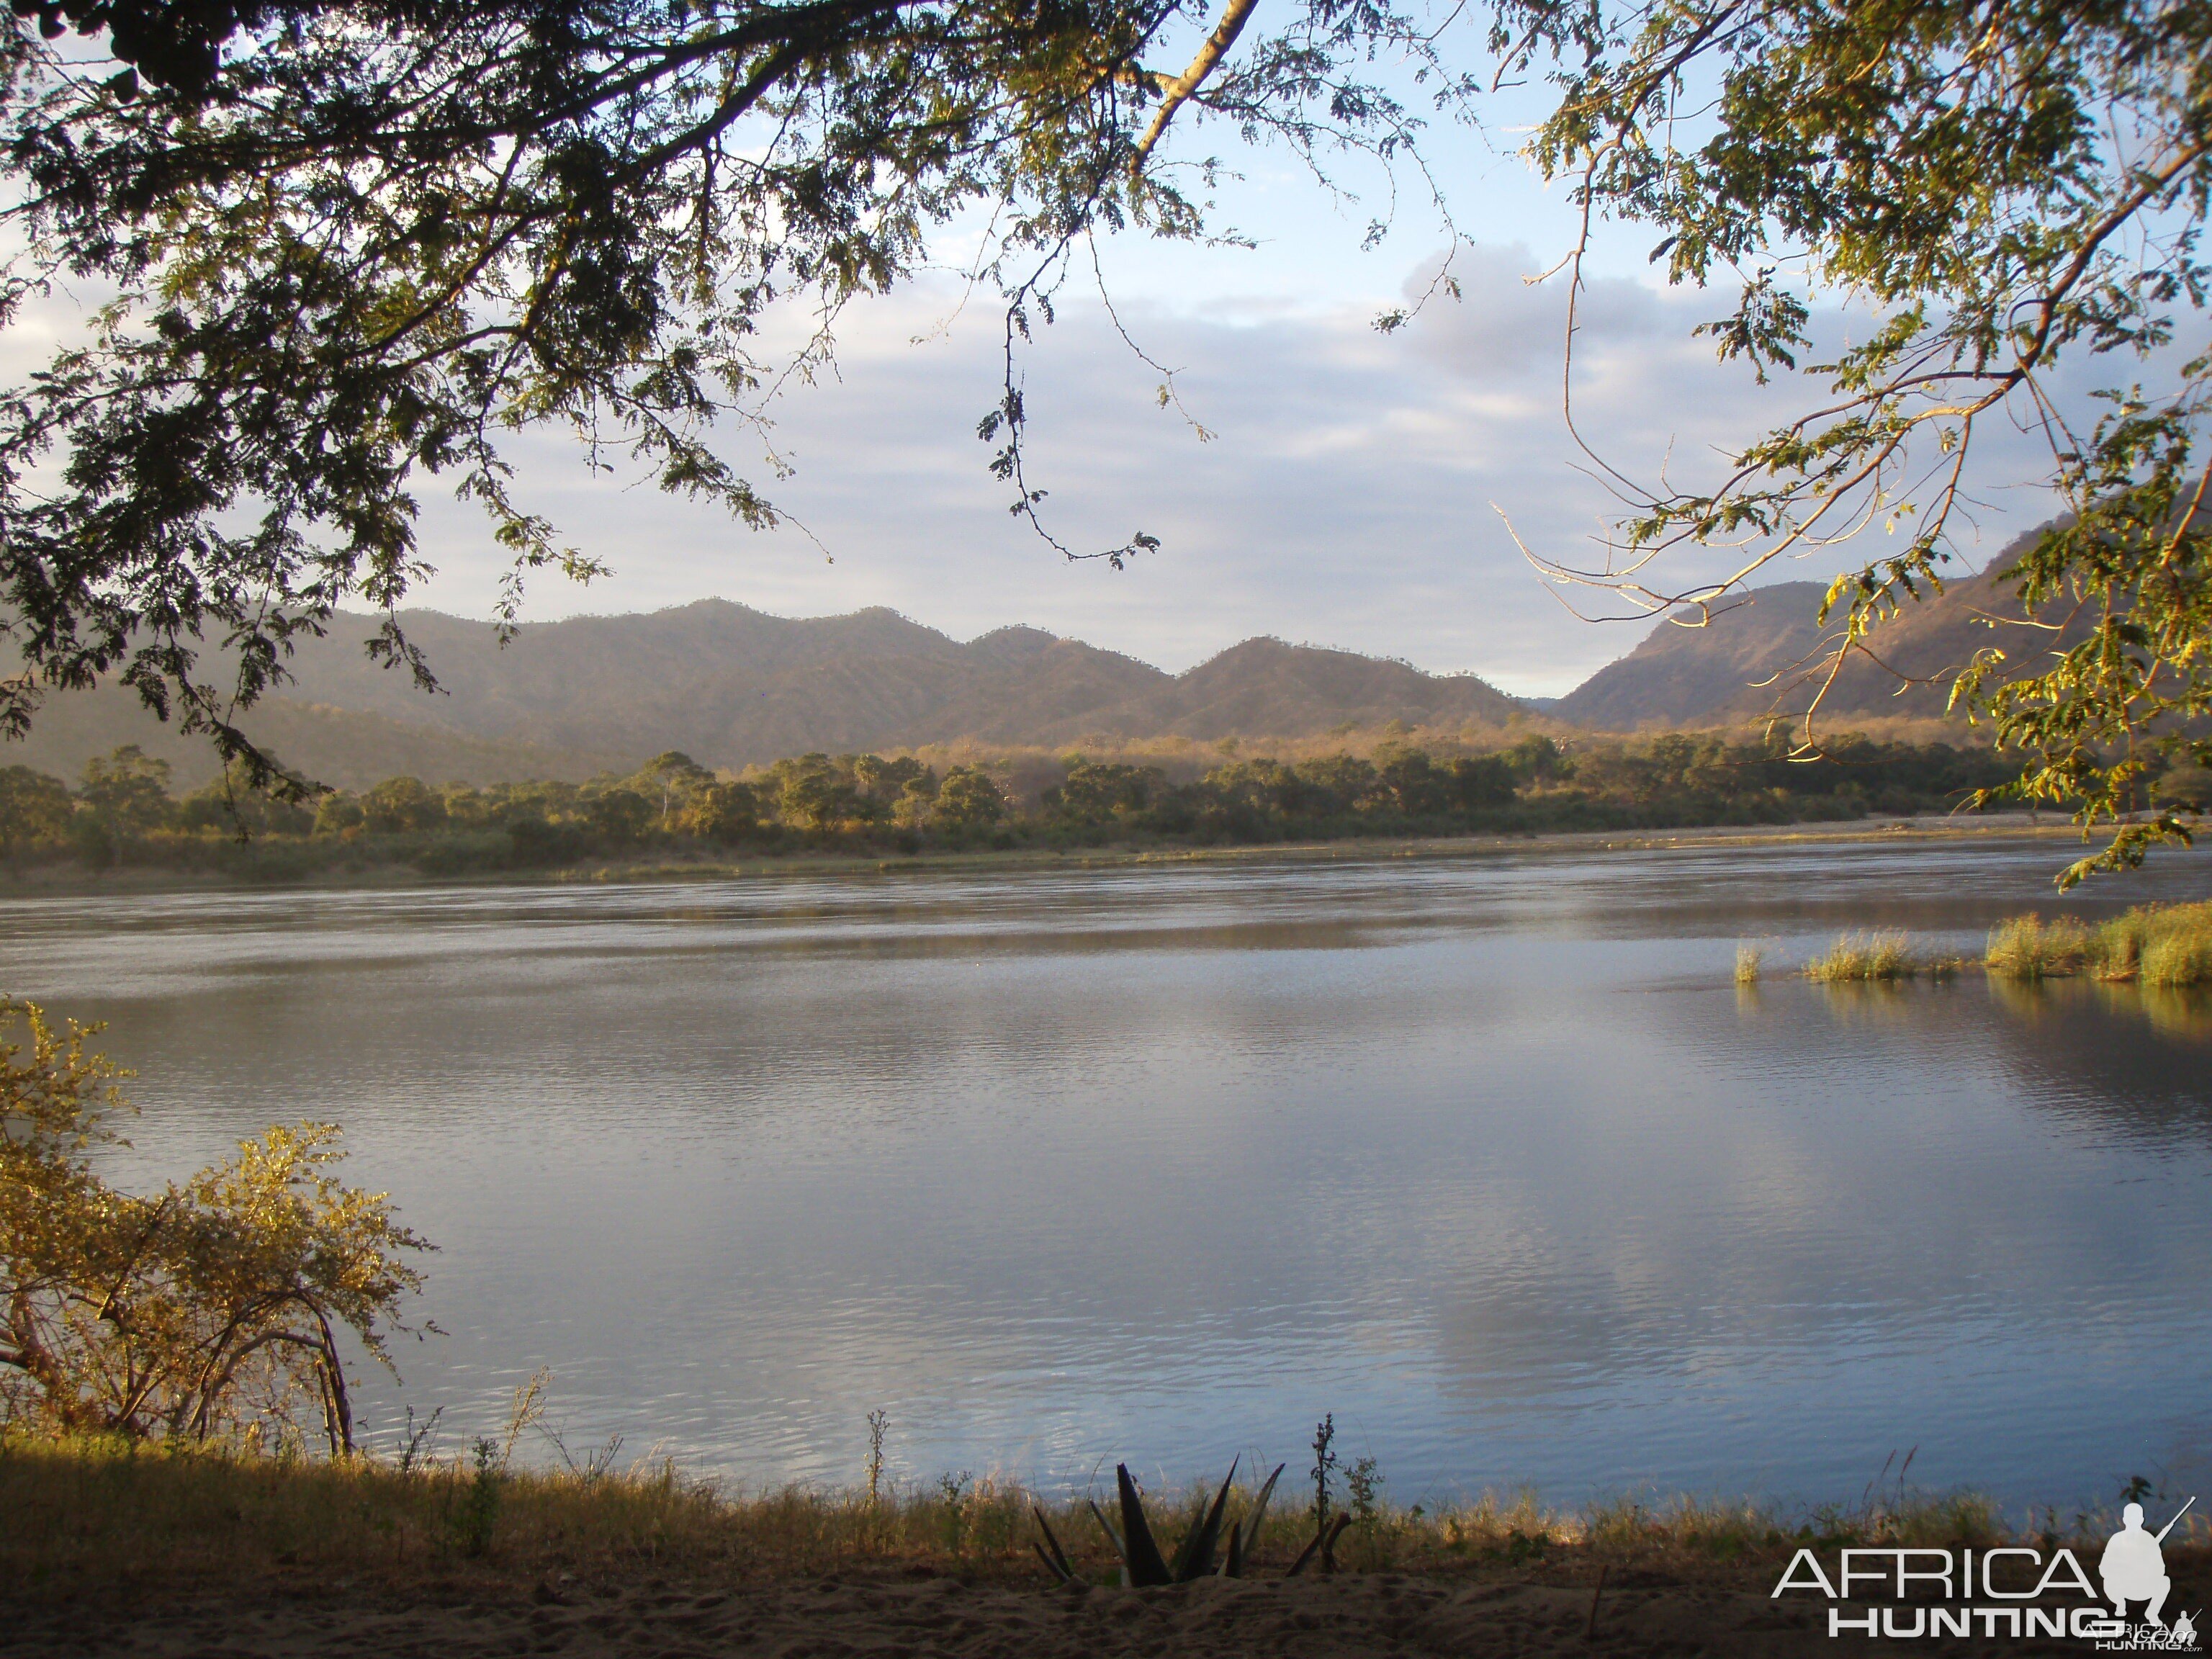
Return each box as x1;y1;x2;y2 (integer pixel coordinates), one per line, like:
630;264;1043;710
1735;945;1762;985
1985;902;2212;986
1803;932;1920;982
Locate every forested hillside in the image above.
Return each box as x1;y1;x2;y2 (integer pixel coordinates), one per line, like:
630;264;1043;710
1556;544;2090;730
8;603;1535;786
7;565;2090;796
266;603;1529;757
1556;583;1833;729
4;680;626;792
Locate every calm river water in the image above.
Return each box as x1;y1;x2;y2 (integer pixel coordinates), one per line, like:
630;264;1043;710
4;832;2208;1513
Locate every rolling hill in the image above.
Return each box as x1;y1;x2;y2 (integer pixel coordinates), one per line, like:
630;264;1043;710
1554;542;2077;731
6;601;1531;787
9;548;2077;791
1555;581;1835;730
263;601;1524;759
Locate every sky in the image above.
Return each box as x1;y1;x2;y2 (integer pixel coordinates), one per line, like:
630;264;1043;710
24;63;2083;701
397;96;2080;698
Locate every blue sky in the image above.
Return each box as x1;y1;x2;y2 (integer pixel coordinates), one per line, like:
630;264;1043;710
385;91;2070;695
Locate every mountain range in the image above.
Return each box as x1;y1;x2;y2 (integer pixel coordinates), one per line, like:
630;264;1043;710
6;603;1528;788
1557;543;2067;730
6;549;2056;789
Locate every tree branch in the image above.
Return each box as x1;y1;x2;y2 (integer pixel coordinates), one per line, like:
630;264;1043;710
1130;0;1262;174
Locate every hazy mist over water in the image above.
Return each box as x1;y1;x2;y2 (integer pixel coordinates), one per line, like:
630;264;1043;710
4;834;2208;1513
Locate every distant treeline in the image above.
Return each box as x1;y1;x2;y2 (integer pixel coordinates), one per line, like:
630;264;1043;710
4;732;2162;878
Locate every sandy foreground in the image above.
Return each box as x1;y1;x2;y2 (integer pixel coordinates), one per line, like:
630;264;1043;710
9;1568;2203;1659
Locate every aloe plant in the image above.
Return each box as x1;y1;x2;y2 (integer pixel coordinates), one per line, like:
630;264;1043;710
1032;1460;1285;1586
1220;1460;1283;1578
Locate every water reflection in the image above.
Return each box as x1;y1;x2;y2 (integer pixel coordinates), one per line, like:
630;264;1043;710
1981;977;2212;1149
1;834;2207;1510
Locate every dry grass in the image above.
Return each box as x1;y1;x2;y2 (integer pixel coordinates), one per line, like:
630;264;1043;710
1735;945;1762;985
2141;923;2212;988
1803;931;1920;982
0;1432;2145;1599
1985;902;2212;987
1788;905;2211;992
1984;914;2097;979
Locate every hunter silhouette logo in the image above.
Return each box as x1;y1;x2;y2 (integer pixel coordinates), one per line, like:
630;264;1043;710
2102;1500;2188;1627
2095;1498;2200;1651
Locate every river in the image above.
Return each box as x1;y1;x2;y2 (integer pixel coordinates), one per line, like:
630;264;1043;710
4;830;2207;1514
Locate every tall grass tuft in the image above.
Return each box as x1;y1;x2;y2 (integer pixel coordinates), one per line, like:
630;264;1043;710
2091;910;2153;979
2141;926;2212;988
1984;902;2212;987
1735;945;1762;986
1984;914;2092;980
1804;932;1918;982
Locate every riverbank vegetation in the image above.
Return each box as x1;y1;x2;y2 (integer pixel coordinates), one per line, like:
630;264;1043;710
0;733;2035;885
1985;904;2212;988
13;1427;2176;1599
1766;902;2212;989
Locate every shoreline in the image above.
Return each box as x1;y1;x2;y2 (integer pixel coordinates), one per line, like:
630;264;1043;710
4;1441;2204;1655
0;812;2116;900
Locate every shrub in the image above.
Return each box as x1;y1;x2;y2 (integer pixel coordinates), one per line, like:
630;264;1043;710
313;792;366;836
0;1002;429;1451
361;776;448;835
0;765;73;857
934;767;1006;834
585;788;655;844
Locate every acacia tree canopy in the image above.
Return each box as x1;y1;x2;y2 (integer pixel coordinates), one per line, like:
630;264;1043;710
0;0;1452;786
0;0;2205;881
1501;0;2211;883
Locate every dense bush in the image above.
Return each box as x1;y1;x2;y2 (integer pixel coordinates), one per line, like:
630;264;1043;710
0;732;2053;879
0;1003;427;1450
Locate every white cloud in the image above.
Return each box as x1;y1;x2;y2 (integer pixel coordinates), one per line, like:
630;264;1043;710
436;235;2083;698
400;243;1857;696
2;223;2093;699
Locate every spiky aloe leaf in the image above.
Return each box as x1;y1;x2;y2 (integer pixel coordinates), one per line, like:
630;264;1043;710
1033;1507;1081;1585
1088;1499;1128;1570
1169;1457;1238;1582
1287;1513;1349;1578
1321;1511;1349;1575
1220;1462;1284;1577
1117;1464;1173;1587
